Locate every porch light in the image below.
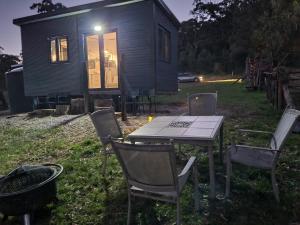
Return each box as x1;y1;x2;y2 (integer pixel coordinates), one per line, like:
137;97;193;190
94;25;102;32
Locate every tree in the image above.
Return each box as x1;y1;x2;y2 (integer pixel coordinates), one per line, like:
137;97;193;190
0;48;21;77
252;0;300;64
178;0;300;73
30;0;66;14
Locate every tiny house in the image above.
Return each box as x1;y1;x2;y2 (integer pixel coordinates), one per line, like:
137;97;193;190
13;0;179;110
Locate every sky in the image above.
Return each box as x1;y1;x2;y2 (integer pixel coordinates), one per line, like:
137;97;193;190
0;0;195;55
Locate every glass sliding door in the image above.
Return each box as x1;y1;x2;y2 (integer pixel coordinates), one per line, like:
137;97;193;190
103;32;119;89
86;35;101;89
85;32;119;90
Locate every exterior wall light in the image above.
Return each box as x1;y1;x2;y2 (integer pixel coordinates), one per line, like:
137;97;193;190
94;25;102;32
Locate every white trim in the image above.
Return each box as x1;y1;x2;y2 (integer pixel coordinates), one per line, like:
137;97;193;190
17;9;91;25
105;0;145;8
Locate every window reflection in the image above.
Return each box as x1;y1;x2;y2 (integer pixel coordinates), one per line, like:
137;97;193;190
51;39;57;63
58;38;68;61
50;37;68;63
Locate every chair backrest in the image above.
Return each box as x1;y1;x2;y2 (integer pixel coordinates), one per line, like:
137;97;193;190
90;109;123;145
111;141;178;193
188;92;217;116
270;109;300;150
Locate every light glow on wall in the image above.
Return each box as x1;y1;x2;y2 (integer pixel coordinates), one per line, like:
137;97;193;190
94;25;102;32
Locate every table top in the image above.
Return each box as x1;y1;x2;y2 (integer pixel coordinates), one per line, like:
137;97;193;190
128;116;224;142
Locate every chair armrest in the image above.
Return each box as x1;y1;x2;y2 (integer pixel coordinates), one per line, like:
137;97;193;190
178;156;196;178
238;129;273;135
105;136;124;143
235;145;279;152
235;129;277;149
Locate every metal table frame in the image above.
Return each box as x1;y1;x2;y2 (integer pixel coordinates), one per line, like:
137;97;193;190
128;116;224;199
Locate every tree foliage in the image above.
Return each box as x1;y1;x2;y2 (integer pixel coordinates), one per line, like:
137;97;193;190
0;48;21;77
179;0;300;73
30;0;66;14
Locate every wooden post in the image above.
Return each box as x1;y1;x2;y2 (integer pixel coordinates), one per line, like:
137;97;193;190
274;72;278;109
282;84;294;108
84;93;90;113
120;54;127;121
83;62;90;113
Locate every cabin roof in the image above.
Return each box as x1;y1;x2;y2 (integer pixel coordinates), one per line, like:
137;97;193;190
13;0;180;27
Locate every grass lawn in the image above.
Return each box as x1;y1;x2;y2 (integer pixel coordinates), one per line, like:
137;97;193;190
0;81;299;225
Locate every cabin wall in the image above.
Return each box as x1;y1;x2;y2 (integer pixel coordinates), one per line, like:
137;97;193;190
21;17;81;96
154;3;178;94
77;1;155;95
20;0;176;97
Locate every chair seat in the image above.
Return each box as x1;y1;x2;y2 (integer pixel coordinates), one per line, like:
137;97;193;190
130;172;187;199
229;145;277;169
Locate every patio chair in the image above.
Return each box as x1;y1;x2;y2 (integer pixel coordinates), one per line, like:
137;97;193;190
110;140;200;225
89;108;123;175
225;108;300;202
185;92;221;161
188;92;217;116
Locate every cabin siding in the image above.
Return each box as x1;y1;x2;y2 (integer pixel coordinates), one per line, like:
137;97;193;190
21;17;81;96
18;0;177;97
155;3;178;93
77;1;155;94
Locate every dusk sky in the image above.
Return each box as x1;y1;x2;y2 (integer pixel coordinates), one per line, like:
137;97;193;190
0;0;195;55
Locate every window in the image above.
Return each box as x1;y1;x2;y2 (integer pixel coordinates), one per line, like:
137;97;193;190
58;38;68;61
50;39;57;62
158;26;171;62
50;37;69;63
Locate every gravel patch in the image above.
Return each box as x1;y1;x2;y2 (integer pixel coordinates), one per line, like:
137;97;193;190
0;113;81;130
0;104;184;144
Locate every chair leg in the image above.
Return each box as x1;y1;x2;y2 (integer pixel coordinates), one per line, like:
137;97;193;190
23;214;31;225
178;144;182;153
219;124;224;164
271;169;280;202
176;198;181;225
102;149;108;176
127;191;132;225
225;151;232;198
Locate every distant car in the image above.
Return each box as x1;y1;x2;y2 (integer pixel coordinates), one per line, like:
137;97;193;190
178;73;200;83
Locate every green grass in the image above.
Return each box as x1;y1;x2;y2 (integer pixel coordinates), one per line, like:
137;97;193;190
0;81;299;225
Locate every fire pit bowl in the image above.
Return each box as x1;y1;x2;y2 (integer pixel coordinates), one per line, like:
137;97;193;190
0;163;63;217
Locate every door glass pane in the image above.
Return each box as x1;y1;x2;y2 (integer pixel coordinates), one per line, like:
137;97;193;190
103;32;118;89
86;35;101;89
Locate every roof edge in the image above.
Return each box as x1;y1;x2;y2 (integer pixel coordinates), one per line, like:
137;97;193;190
155;0;181;28
13;0;181;28
13;0;122;26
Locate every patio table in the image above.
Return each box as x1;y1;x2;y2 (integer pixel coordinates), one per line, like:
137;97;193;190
128;115;224;199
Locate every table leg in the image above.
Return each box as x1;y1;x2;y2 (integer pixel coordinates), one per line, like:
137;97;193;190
208;145;216;199
193;164;200;212
219;123;224;164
